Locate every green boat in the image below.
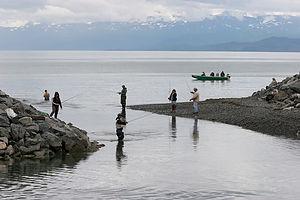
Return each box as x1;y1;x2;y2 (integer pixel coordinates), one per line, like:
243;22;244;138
192;75;230;81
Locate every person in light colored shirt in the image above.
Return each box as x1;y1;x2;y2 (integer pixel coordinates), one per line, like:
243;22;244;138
190;88;199;114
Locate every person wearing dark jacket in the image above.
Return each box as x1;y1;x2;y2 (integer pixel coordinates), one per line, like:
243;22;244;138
115;113;128;141
118;85;127;109
50;92;62;118
168;89;177;112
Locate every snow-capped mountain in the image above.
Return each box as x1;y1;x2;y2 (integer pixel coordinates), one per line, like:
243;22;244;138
1;15;300;51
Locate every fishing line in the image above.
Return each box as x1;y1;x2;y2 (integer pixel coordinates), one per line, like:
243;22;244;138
62;92;84;103
127;112;153;123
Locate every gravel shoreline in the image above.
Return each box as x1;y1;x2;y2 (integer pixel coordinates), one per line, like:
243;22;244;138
129;97;300;139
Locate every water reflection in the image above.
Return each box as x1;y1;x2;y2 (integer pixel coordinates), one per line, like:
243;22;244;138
169;115;177;140
116;141;127;169
121;107;126;119
192;118;199;149
0;153;89;190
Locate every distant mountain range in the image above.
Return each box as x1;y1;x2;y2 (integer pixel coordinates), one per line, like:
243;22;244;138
1;15;300;51
200;37;300;52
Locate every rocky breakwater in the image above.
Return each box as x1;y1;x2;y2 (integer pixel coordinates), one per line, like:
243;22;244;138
252;73;300;110
0;90;102;160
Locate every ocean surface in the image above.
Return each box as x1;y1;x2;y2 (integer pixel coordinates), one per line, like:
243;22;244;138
0;51;300;199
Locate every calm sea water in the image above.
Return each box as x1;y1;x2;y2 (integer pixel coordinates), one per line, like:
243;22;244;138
0;51;300;199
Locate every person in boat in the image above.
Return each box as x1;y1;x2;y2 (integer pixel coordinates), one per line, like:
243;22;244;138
43;90;50;101
168;89;177;112
118;85;127;109
50;92;62;118
210;72;215;77
190;88;200;114
216;73;219;77
220;71;225;77
201;72;206;76
116;113;128;141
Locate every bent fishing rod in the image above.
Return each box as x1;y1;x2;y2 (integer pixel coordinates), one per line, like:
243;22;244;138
62;92;84;103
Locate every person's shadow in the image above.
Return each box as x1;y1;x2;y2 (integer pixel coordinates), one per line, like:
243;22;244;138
116;141;127;169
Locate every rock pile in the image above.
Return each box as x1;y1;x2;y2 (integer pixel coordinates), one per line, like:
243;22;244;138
252;73;300;110
0;90;103;160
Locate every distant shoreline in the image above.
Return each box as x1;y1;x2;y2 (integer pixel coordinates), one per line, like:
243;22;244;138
129;97;300;139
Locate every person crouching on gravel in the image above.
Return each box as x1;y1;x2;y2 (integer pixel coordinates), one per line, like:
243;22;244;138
116;113;128;141
168;89;177;112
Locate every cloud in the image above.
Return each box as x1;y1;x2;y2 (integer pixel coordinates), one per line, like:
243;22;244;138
0;0;300;27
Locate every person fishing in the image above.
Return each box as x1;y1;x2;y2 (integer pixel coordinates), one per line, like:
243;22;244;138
115;113;128;141
43;90;50;101
168;89;177;112
50;92;62;118
190;88;199;114
118;85;127;109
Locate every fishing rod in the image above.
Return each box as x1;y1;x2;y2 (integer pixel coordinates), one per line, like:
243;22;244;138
127;112;153;123
185;80;192;92
62;93;83;103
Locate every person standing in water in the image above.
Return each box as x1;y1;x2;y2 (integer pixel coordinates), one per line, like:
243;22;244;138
115;113;128;141
43;90;50;101
118;85;127;109
50;92;62;118
168;89;177;112
190;88;200;114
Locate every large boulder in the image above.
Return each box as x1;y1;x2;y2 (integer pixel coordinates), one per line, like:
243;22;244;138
10;124;26;141
19;117;33;126
19;144;41;154
42;132;62;149
289;80;300;93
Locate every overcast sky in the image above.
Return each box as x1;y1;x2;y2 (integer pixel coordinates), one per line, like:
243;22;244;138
1;0;300;27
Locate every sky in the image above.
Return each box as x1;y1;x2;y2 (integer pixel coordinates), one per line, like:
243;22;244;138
1;0;300;27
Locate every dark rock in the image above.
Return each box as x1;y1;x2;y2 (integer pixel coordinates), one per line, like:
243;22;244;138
33;150;46;158
25;123;39;133
0;109;7;117
25;134;43;146
19;143;40;154
0;149;9;156
0;104;8;110
10;124;26;141
12;102;25;114
0;137;8;145
0;115;10;127
38;122;51;132
289;80;300;93
0;90;8;97
275;91;289;101
0;127;11;139
42;132;62;149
